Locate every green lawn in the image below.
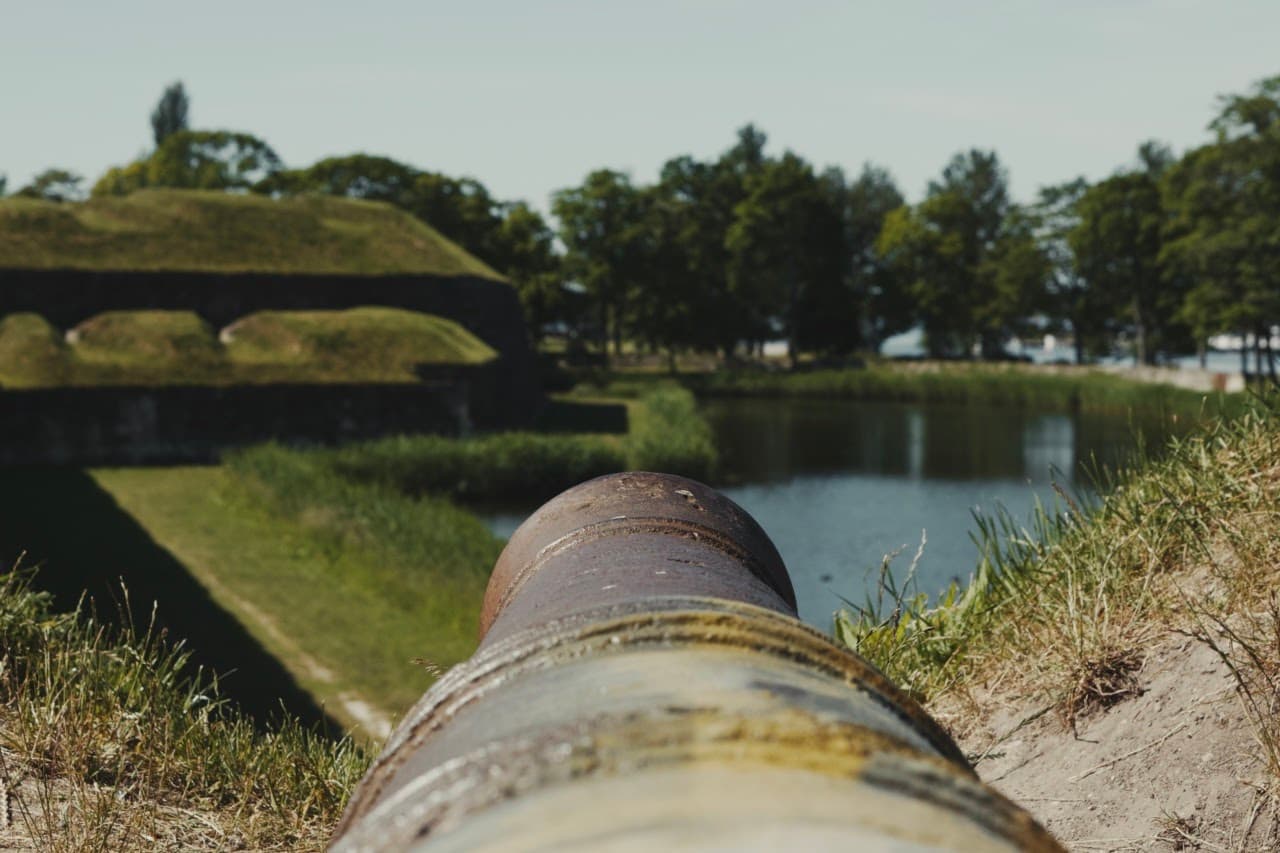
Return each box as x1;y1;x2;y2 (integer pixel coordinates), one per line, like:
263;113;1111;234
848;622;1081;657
88;466;500;736
0;307;496;387
0;189;499;278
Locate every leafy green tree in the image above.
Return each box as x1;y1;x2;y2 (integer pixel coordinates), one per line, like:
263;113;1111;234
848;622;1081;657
878;150;1042;357
0;174;7;196
553;170;648;361
489;202;564;344
822;164;909;352
1070;147;1173;366
259;154;417;202
16;168;85;202
1163;76;1280;375
94;130;282;195
1032;178;1118;362
150;81;190;146
727;152;846;363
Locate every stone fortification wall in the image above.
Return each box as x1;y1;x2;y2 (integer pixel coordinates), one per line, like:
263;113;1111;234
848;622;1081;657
0;381;474;466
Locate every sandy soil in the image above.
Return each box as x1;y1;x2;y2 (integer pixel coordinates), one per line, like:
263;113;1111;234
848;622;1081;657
938;633;1280;851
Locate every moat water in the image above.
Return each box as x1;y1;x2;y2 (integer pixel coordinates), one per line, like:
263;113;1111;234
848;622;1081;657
485;398;1187;630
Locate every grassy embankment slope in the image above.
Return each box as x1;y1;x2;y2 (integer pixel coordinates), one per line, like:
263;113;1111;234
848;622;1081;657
0;189;497;277
12;388;714;729
0;566;367;851
2;385;714;845
836;400;1280;845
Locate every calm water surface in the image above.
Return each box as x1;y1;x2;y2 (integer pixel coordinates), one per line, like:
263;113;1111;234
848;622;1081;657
485;398;1187;630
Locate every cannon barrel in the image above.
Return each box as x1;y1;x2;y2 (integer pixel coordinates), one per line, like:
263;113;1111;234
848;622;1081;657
331;472;1061;852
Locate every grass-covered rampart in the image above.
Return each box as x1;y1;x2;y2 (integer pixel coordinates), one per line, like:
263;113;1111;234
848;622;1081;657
0;190;499;278
0;307;495;388
0;567;367;851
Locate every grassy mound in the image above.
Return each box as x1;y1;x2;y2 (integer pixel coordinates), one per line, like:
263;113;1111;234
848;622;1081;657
71;309;227;382
0;189;499;278
0;307;495;387
0;567;367;850
0;313;70;387
224;307;497;381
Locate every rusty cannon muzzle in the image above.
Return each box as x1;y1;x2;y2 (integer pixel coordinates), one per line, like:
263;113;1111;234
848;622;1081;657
332;472;1061;852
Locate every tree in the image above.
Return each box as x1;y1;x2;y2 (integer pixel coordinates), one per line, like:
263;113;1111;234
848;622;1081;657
1032;178;1118;363
822;164;909;352
553;170;648;361
259;154;418;203
0;174;7;196
151;82;190;146
1163;76;1280;376
94;130;282;195
727;152;847;364
16;168;85;203
1070;146;1175;366
878;150;1042;358
489;202;564;345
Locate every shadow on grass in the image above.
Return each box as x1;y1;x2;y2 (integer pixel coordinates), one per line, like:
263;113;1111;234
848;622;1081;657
0;467;342;734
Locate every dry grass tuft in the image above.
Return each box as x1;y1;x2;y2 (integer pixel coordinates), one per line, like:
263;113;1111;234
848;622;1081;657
1060;647;1144;730
0;566;369;850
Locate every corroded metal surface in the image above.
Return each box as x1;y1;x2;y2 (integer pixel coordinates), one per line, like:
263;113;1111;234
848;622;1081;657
331;473;1062;852
479;472;796;644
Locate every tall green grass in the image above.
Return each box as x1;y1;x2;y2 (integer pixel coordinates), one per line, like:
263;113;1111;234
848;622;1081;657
0;566;367;851
684;364;1243;420
303;386;719;503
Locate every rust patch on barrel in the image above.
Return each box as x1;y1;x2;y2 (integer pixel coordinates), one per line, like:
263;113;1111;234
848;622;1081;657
480;472;796;636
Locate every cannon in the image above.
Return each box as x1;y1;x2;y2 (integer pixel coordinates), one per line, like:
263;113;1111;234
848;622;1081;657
331;472;1061;851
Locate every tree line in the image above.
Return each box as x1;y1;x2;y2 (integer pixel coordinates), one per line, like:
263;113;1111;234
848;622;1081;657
5;76;1279;374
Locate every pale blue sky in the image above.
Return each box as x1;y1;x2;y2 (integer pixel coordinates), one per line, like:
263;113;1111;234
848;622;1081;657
4;1;1279;212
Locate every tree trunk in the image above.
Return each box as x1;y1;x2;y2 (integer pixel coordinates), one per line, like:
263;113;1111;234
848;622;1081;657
598;300;611;367
1133;297;1148;366
1197;339;1207;370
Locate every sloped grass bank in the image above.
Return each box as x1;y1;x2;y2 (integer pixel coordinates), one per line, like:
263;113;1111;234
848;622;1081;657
96;466;501;728
77;387;712;736
835;397;1280;764
0;307;495;388
0;189;498;278
0;567;367;851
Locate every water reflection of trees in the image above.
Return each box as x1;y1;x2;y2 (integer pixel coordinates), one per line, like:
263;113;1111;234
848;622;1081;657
705;399;1180;485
